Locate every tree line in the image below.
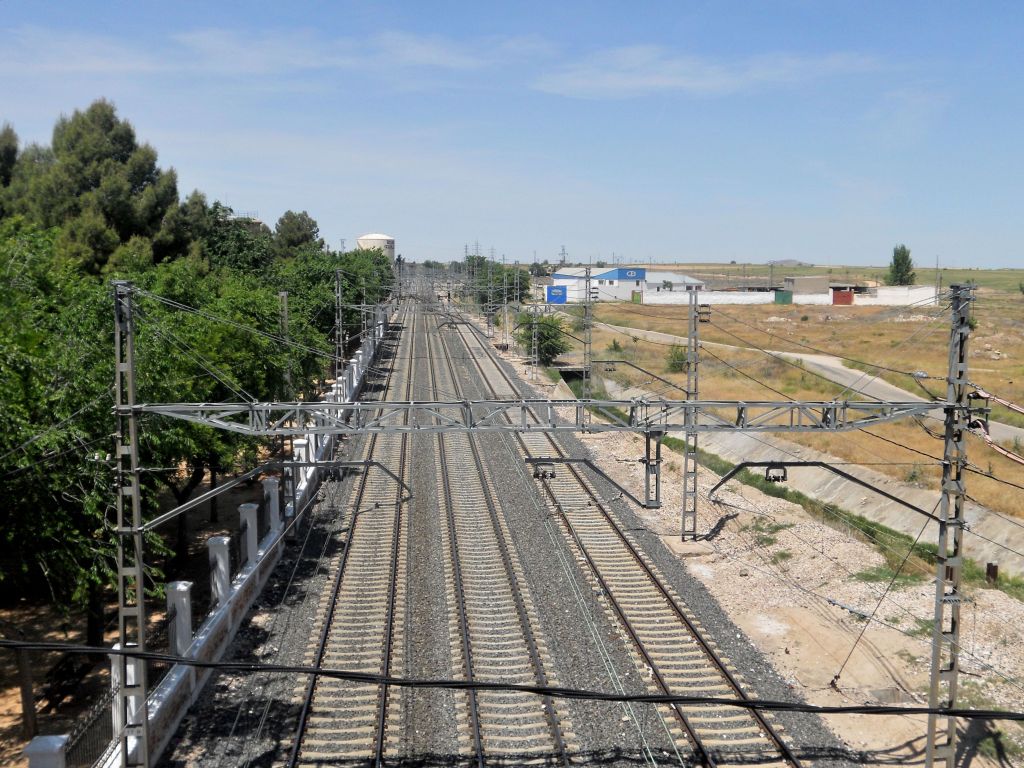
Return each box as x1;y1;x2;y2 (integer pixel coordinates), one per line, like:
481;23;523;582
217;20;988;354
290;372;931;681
0;100;391;643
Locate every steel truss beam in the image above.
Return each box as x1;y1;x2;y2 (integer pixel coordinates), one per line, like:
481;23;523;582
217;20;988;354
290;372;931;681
128;399;937;436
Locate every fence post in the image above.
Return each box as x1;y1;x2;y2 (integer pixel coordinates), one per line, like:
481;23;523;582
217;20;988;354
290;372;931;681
293;438;309;492
23;734;69;768
166;581;193;656
208;536;231;606
263;477;281;535
239;503;259;568
16;646;36;739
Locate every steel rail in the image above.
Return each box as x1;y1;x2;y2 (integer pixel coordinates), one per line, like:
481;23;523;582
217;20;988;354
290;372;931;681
433;316;571;765
449;304;801;767
428;339;486;767
288;302;411;767
442;311;712;763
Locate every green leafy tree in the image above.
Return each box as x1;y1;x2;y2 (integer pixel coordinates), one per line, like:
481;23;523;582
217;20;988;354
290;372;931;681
0;100;402;651
203;202;274;272
0;123;17;189
515;313;571;365
273;210;323;258
886;244;916;286
1;100;183;271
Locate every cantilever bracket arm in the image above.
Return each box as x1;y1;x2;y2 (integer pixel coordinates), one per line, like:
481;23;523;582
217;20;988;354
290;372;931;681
705;460;939;523
524;457;649;509
141;459;409;532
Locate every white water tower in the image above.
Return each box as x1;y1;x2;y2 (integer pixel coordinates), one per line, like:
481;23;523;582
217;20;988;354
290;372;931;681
356;233;395;261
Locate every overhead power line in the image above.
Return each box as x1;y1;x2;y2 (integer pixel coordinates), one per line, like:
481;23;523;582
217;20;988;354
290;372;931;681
1;639;1022;722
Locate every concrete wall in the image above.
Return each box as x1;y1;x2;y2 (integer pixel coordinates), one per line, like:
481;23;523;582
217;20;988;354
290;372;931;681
640;287;935;307
856;286;938;306
643;290;832;306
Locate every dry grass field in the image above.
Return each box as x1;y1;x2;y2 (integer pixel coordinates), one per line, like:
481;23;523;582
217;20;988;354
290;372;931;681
568;290;1024;521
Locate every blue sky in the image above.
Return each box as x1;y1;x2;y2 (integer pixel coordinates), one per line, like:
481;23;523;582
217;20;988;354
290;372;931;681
1;1;1022;267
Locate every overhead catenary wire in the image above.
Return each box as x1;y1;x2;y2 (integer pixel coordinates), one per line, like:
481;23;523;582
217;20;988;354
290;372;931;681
0;390;112;465
595;294;949;380
707;493;1024;696
137;310;256;403
831;509;936;685
134;288;346;365
4;639;1022;721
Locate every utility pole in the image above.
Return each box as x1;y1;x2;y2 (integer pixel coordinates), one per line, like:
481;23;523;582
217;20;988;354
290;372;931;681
342;272;350;391
487;255;494;339
360;279;367;341
681;290;700;540
583;266;594;401
112;281;150;767
926;284;973;768
278;291;291;398
531;305;540;381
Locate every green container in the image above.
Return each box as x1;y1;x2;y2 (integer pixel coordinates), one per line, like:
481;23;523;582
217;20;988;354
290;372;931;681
774;290;793;304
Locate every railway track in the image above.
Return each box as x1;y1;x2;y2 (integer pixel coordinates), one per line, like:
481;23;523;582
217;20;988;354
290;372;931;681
428;317;573;765
290;303;415;767
288;296;802;766
445;307;801;767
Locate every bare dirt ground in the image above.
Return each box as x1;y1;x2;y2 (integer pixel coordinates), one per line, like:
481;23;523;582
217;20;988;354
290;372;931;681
492;334;1024;767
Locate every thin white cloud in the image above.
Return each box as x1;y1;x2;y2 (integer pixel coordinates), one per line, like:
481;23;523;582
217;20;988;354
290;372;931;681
0;26;163;75
0;25;499;80
535;46;880;99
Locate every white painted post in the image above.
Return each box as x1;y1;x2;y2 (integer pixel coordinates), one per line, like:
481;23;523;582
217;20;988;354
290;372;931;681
263;477;281;535
23;735;68;768
239;503;259;567
108;643;143;760
293;438;309;489
166;581;193;656
208;536;231;605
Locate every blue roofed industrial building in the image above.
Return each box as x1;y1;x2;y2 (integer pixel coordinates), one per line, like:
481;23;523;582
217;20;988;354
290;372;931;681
548;267;647;303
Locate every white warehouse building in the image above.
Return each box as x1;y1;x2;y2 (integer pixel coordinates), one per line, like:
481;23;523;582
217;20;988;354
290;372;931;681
546;267;646;303
644;270;705;295
356;233;396;261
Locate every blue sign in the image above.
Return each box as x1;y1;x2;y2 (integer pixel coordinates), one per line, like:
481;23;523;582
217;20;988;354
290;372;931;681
546;285;567;304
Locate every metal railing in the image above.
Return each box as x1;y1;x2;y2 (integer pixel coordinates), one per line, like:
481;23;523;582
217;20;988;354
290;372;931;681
64;682;119;768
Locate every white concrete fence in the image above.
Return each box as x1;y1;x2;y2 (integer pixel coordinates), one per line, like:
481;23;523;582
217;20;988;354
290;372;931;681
25;304;394;768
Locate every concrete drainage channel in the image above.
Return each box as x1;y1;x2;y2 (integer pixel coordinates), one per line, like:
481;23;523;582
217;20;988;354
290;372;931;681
598;375;1024;579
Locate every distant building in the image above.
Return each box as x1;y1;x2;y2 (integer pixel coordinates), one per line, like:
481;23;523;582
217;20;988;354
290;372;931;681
549;266;646;302
784;275;830;294
644;270;705;295
356;233;396;261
